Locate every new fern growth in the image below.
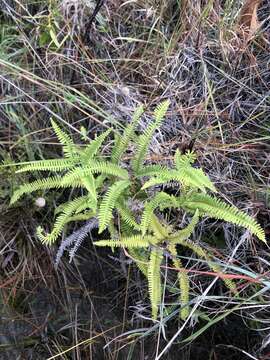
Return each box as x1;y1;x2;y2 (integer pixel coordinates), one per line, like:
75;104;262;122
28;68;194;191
7;101;266;322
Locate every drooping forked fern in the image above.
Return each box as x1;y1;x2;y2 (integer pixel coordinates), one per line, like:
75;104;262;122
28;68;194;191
181;193;265;242
7;101;266;322
94;212;237;320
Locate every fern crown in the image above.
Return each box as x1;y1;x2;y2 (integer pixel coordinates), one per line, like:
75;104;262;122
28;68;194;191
7;101;265;321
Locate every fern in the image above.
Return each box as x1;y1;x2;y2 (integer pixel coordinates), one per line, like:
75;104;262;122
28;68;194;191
142;168;215;192
9;101;266;323
140;192;178;235
168;244;190;320
10;176;81;204
15;158;76;173
128;248;149;277
81;129;111;161
170;210;200;243
132;100;170;174
51;119;78;158
37;196;91;244
80;174;97;209
116;201;141;231
148;248;163;320
98;180;130;233
182;193;265;242
65;210;96;223
94;235;155;248
174;149;197;167
111;105;144;164
137;164;168;177
149;214;170;240
61;161;128;185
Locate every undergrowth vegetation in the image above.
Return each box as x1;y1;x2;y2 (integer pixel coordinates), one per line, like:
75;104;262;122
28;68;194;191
0;0;270;359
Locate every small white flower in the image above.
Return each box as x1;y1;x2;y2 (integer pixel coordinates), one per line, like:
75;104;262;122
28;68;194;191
120;86;130;97
35;197;46;208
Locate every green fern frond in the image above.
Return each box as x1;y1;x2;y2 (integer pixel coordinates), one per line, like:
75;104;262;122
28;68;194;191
174;149;197;168
169;244;190;320
51;119;77;157
132;100;170;174
94;235;155;248
55;196;94;216
15;158;76;173
117;201;141;231
55;195;90;217
179;167;216;192
98;180;131;233
153;99;171;123
148;248;163;320
149;215;169;239
81;129;111;161
142;168;215;192
141;192;178;235
170;210;200;243
37;196;90;244
81;174;97;208
137;164;168;177
111;105;144;164
61;161;129;186
183;193;265;242
128;248;149;277
10;176;75;204
141;176;170;190
65;210;95;223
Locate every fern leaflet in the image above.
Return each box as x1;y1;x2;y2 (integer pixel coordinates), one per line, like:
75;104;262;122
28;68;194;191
148;248;163;320
15;158;76;173
141;192;178;235
132;100;170;174
94;235;155;248
183;193;265;242
10;176;80;204
51;119;77;157
168;244;190;320
98;180;130;233
111;105;144;164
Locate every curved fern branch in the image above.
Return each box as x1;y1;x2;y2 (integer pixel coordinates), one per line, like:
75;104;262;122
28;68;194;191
37;195;91;244
98;180;130;233
94;235;155;248
111;105;144;164
61;161;129;185
51;119;77;157
141;192;178;235
182;193;265;242
15;158;76;173
132;100;170;174
10;176;81;204
148;248;163;320
168;244;190;320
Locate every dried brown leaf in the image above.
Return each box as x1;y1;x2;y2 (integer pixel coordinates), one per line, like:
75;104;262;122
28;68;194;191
238;0;261;35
